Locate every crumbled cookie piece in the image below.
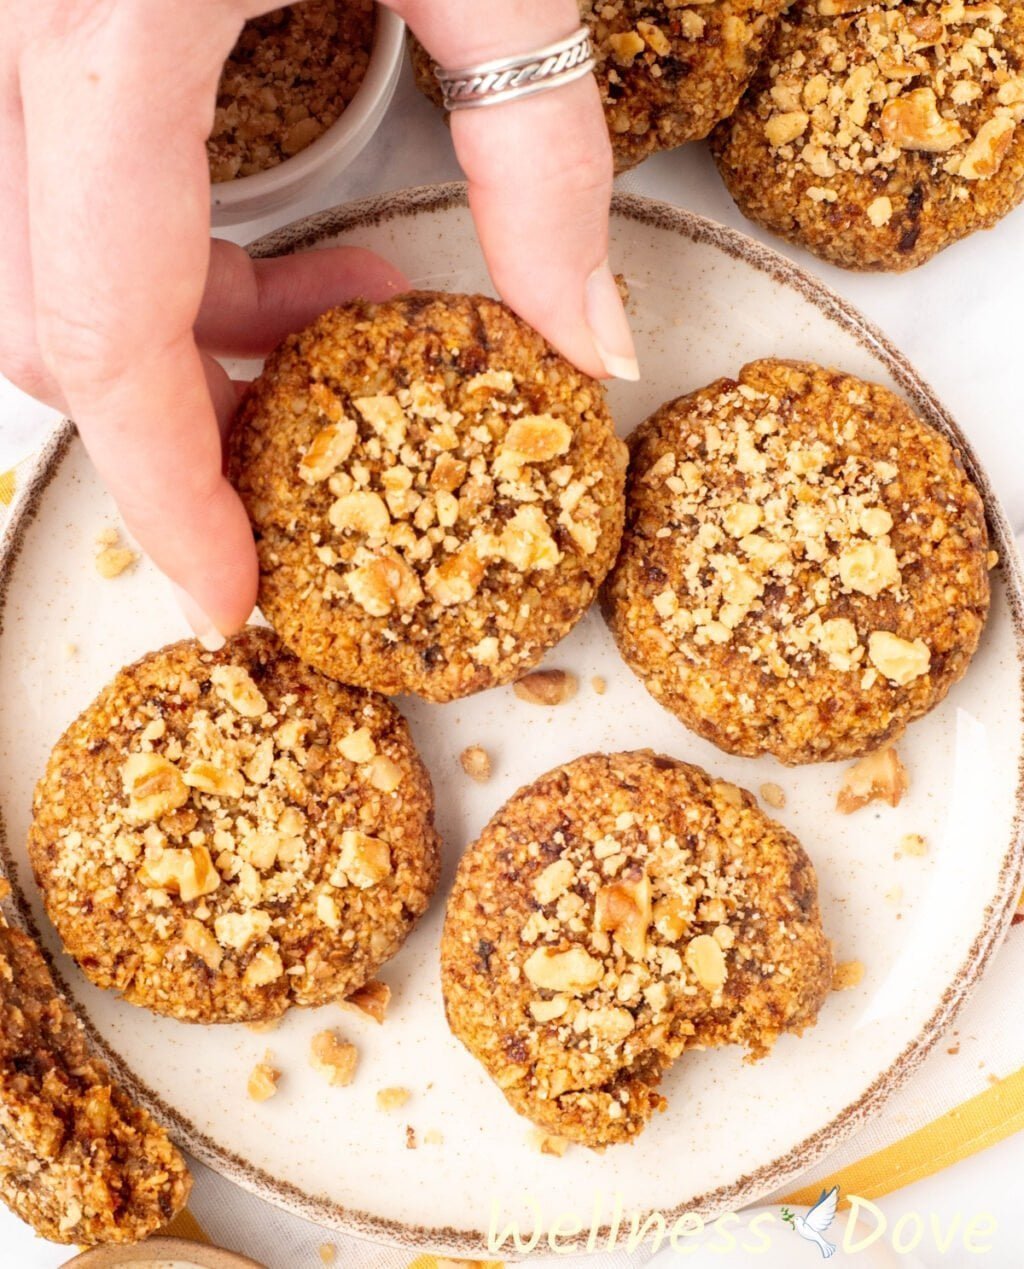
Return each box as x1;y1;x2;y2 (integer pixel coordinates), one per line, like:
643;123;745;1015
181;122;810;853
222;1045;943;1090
207;1;375;181
247;1054;280;1102
318;1245;337;1265
442;750;832;1147
339;978;391;1025
712;0;1024;269
513;670;579;707
229;294;627;703
0;925;191;1244
460;745;492;783
898;832;929;857
376;1086;411;1111
832;960;865;991
94;529;138;580
529;1129;571;1157
29;629;439;1024
405;1125;417;1150
591;675;608;695
309;1031;358;1087
760;782;787;810
604;360;989;763
837;747;910;814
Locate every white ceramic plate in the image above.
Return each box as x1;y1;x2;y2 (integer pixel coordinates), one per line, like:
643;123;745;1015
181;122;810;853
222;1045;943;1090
2;185;1023;1258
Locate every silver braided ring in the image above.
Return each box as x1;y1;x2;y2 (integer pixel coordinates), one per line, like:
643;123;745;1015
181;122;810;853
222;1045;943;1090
434;27;595;112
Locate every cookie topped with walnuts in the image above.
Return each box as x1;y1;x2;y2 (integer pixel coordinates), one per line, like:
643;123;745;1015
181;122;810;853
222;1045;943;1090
711;0;1024;269
28;629;439;1024
603;360;990;763
410;1;788;173
441;751;832;1148
229;292;627;702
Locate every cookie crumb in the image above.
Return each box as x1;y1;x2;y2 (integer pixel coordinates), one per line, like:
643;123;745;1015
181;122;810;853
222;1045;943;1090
318;1245;337;1265
591;675;607;695
246;1018;280;1035
309;1031;358;1087
832;960;865;991
898;833;928;858
247;1054;280;1102
759;782;786;810
376;1086;411;1112
513;669;578;706
339;979;391;1025
529;1128;570;1157
460;745;492;783
95;532;138;580
405;1125;417;1150
837;748;909;814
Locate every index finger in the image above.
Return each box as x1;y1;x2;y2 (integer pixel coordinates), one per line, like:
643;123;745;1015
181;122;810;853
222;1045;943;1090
392;0;638;381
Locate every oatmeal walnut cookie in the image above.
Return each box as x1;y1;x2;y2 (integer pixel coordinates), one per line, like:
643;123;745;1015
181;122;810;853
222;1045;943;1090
602;360;990;763
208;0;375;182
29;629;439;1024
0;923;190;1243
410;1;787;172
228;293;627;702
711;0;1024;270
441;750;832;1148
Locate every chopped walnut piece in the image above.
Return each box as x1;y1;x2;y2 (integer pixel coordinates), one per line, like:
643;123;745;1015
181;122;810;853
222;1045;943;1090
376;1086;411;1111
838;541;900;597
353;395;408;449
866;196;893;227
214;909;272;951
182;918;223;970
328;490;391;538
513;669;578;706
122;753;189;822
591;675;607;695
459;745;492;782
346;552;424;616
299;420;357;484
958;115;1015;179
766;109;810;146
366;753;404;793
523;945;604;994
880;88;967;152
426;545;484;606
337;830;392;889
760;782;786;810
533;858;574;906
247;1055;280;1102
243;944;284;989
832;960;865;991
340;979;392;1024
310;1031;358;1086
837;747;910;814
594;874;652;961
685;933;728;991
140;845;221;903
182;759;245;799
868;631;931;685
210;664;267;718
501;413;573;464
338;727;377;764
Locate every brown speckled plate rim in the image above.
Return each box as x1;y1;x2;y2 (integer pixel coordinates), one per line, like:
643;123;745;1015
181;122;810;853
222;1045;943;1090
1;182;1023;1257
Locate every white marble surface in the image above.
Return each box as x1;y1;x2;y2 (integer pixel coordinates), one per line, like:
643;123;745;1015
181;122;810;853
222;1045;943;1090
1;58;1023;1269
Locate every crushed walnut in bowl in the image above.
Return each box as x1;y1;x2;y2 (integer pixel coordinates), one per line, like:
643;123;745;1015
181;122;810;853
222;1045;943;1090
208;1;404;224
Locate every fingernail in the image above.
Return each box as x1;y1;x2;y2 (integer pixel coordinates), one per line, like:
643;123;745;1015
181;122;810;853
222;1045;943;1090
584;260;640;382
171;584;227;652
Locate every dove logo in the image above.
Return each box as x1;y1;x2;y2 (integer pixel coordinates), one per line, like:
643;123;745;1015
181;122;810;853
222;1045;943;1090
781;1186;841;1259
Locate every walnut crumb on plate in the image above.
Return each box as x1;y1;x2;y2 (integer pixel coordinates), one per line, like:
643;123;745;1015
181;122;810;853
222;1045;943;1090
309;1030;358;1087
460;745;492;782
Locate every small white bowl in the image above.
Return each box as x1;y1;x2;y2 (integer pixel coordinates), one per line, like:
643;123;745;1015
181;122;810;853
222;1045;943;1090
210;6;404;227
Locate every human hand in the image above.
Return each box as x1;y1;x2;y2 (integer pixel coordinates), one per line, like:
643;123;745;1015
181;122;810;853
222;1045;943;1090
2;1;634;647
